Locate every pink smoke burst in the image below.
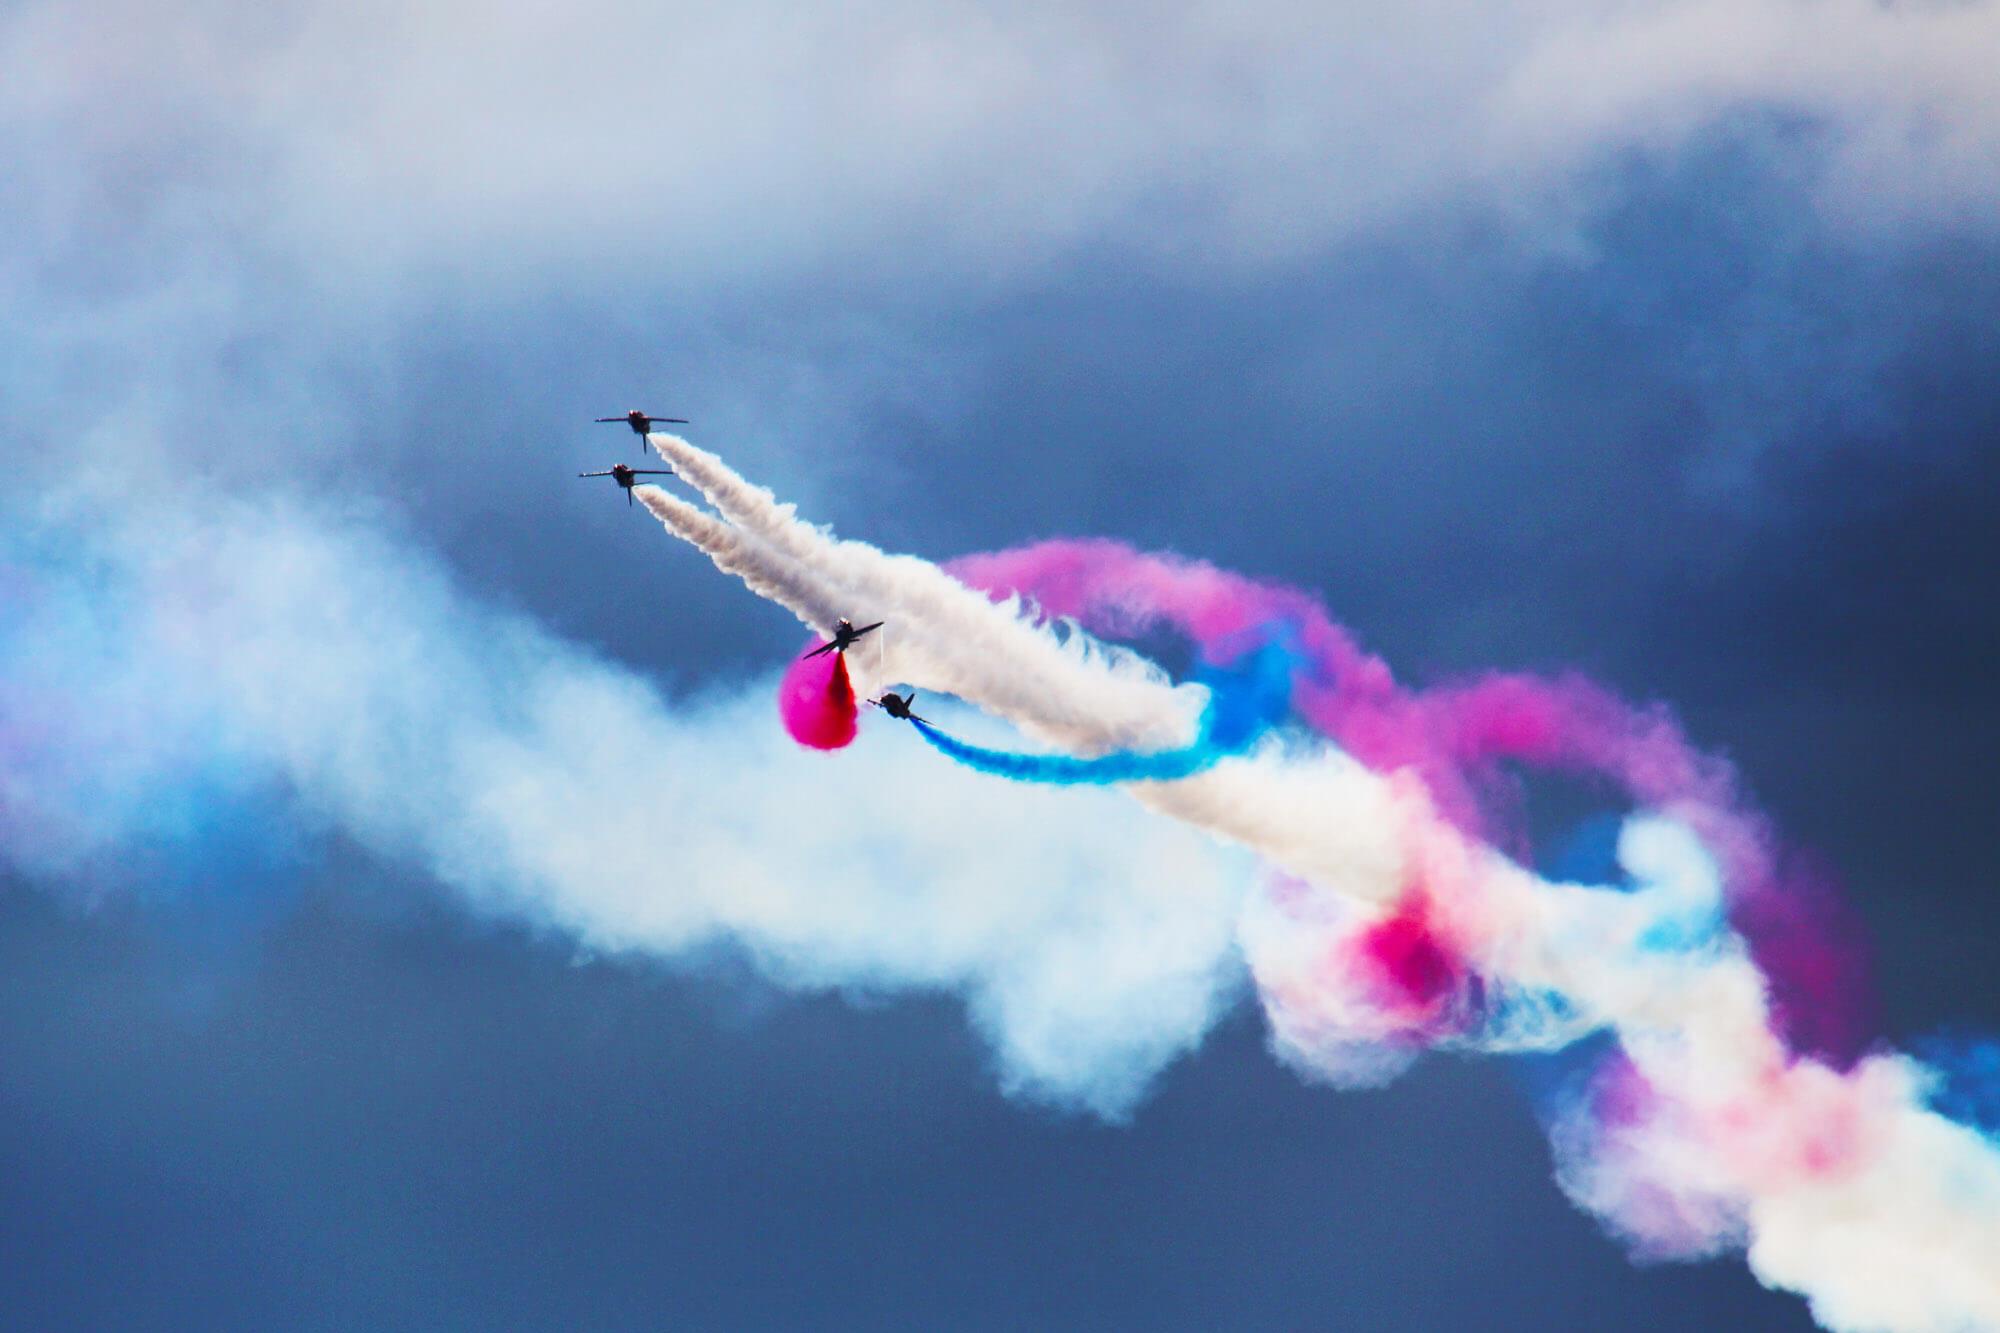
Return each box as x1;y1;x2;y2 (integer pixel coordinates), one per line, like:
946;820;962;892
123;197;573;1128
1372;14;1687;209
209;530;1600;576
778;645;858;750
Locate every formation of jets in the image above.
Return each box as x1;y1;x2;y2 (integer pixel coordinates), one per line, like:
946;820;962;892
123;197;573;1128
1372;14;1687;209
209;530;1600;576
578;407;689;502
802;620;921;726
808;622;922;724
580;409;918;726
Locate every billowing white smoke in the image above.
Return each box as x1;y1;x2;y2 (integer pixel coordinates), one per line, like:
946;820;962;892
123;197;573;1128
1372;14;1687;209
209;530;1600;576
635;434;2000;1333
5;446;1994;1332
7;491;1254;1118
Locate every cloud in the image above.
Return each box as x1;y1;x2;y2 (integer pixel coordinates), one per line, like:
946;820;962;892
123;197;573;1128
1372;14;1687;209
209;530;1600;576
1489;0;2000;235
6;0;1997;288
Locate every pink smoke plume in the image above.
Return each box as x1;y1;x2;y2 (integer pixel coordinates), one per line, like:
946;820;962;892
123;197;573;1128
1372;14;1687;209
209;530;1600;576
779;646;858;750
948;539;1872;1063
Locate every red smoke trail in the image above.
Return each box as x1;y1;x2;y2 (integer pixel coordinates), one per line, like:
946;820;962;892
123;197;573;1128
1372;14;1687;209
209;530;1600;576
779;646;858;750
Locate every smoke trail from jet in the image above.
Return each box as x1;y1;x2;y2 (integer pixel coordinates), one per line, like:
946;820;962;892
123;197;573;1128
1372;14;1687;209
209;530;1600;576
635;459;1411;904
634;484;851;634
907;632;1301;785
0;492;1260;1119
635;434;2000;1333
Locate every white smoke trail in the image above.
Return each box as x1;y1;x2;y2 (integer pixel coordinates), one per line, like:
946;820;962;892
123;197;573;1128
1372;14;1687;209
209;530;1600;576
650;437;1193;744
635;438;2000;1333
4;488;1266;1118
634;483;851;633
643;434;1416;905
634;439;1752;1033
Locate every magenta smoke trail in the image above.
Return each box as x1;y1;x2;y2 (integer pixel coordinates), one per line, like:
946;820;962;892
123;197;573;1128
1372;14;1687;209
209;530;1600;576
948;540;1868;1065
779;647;858;750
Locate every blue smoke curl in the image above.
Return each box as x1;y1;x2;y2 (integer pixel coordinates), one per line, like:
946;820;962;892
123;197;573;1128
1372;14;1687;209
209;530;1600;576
910;630;1299;785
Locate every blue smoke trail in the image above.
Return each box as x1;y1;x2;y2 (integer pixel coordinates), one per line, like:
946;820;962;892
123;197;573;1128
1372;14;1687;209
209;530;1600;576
909;632;1299;785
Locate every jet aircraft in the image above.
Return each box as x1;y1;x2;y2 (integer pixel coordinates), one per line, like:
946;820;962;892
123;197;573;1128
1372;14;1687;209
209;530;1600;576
803;618;884;658
595;409;689;448
871;691;926;723
579;462;675;504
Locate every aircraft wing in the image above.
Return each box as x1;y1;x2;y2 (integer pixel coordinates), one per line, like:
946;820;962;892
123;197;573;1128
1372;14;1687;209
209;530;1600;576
855;621;885;635
593;418;623;423
578;470;614;478
802;641;837;658
629;469;675;476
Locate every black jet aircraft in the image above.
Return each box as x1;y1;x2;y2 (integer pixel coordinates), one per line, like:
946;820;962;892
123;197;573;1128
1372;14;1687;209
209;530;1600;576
595;409;689;449
579;462;675;504
870;691;926;723
803;618;884;658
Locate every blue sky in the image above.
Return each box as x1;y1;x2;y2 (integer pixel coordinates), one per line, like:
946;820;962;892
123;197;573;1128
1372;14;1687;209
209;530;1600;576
3;2;1998;1328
